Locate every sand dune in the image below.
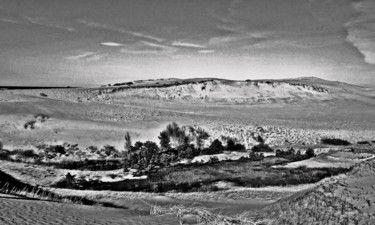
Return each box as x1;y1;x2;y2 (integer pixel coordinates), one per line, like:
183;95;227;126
0;195;179;225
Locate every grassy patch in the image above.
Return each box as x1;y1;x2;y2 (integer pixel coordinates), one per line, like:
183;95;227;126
53;158;350;193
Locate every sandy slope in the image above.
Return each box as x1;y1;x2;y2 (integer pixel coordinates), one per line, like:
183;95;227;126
0;77;374;150
256;159;375;224
0;195;179;225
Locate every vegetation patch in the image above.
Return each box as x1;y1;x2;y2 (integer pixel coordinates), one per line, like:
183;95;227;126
24;120;36;129
321;138;351;146
53;159;350;193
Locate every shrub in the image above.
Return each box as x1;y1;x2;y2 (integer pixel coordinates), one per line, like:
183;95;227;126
0;141;3;150
209;139;224;151
357;141;370;145
249;152;264;161
226;139;246;151
305;148;315;158
40;93;48;97
20;149;38;158
252;143;273;152
124;132;132;152
158;130;171;151
207;156;219;164
321;138;351;146
34;113;50;122
101;145;119;157
24;120;36;129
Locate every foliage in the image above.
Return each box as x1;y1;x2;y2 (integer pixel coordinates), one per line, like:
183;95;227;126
305;148;315;158
55;160;350;193
158;130;171;150
124;132;132;151
276;148;315;161
249;152;264;161
34;113;50;122
226;139;246;151
201;139;225;155
101;145;119;157
252;143;273;152
321;138;351;146
24;120;36;129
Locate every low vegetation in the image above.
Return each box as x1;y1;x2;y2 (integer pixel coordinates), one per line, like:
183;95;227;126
0;170;105;206
149;203;272;225
24;120;36;129
321;138;351;146
54;158;349;192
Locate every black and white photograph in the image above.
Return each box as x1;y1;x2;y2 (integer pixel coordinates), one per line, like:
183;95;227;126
0;0;375;224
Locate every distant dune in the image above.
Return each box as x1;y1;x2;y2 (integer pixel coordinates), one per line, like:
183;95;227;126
0;77;374;150
107;77;375;105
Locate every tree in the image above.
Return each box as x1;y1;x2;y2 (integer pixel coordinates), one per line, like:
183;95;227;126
158;130;171;150
252;143;273;152
195;127;209;149
210;139;224;151
305;148;315;158
124;132;132;152
226;139;235;150
134;141;144;150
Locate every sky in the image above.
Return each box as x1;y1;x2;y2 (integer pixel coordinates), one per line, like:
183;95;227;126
0;0;374;86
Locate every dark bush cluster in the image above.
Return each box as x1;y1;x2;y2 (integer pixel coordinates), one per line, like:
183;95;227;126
276;148;315;161
45;159;123;170
252;143;273;152
321;138;351;146
226;139;246;152
24;120;36;129
34;113;50;122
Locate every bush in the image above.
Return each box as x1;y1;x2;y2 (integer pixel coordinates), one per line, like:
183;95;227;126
249;152;264;161
24;120;36;129
101;145;119;157
252;143;273;152
305;148;315;158
34;113;50;122
210;139;224;151
321;138;351;146
40;93;48;97
226;139;246;151
357;141;370;145
0;141;3;150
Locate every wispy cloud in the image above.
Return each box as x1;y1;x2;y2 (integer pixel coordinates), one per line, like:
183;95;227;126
77;19;165;42
345;0;375;65
198;50;215;54
24;16;75;32
171;41;205;48
120;41;176;55
65;52;106;62
101;42;125;47
0;18;19;24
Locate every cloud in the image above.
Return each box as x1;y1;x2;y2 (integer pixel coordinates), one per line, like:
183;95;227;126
77;19;165;42
0;18;19;24
171;41;205;48
345;0;375;65
65;52;106;62
101;42;125;47
198;50;215;54
120;41;176;55
24;16;75;32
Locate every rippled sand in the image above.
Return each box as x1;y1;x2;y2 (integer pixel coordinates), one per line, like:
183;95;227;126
0;196;178;225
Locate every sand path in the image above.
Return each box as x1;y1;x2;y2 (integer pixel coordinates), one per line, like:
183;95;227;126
0;196;179;225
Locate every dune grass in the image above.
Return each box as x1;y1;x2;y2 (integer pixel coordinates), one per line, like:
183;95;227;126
148;202;273;225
